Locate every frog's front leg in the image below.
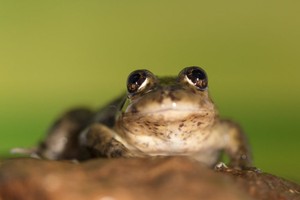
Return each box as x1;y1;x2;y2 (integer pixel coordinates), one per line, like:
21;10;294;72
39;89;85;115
80;123;134;158
220;120;252;169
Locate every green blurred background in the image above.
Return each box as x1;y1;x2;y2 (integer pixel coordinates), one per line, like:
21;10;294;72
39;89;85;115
0;1;299;182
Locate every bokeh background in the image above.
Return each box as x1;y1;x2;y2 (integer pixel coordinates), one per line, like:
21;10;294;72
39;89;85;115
1;1;299;183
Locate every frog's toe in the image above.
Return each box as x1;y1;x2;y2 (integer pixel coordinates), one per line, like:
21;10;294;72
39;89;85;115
214;162;228;170
10;147;42;159
241;166;262;173
10;147;36;155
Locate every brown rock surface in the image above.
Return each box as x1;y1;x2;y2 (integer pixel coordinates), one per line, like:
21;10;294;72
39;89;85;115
0;157;299;200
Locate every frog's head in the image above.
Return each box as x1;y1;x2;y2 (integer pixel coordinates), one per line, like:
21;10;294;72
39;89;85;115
116;66;218;154
123;66;216;120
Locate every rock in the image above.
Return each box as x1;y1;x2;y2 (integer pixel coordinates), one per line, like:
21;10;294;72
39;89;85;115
0;157;299;200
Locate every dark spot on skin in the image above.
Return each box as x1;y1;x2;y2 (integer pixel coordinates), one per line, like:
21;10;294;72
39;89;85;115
179;123;184;128
152;129;157;135
154;123;160;127
197;122;201;126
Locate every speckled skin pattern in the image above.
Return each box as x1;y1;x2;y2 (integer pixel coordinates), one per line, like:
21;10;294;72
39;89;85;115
34;67;252;168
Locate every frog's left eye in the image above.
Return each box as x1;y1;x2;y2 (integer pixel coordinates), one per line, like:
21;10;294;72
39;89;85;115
127;70;154;95
179;66;208;90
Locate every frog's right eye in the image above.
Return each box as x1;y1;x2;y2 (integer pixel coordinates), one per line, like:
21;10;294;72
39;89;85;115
127;70;154;95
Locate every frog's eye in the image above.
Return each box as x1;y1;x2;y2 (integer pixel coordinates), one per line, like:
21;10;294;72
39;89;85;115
179;66;208;90
127;70;154;94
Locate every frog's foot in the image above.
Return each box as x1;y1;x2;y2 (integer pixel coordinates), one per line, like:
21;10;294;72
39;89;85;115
214;161;261;174
10;147;41;159
92;138;134;158
82;123;136;158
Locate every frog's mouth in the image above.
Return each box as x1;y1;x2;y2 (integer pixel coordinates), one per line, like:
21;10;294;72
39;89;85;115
125;99;214;115
123;102;215;122
122;88;216;121
136;107;208;115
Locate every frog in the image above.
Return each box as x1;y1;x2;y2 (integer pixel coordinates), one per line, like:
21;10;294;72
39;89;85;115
16;66;252;168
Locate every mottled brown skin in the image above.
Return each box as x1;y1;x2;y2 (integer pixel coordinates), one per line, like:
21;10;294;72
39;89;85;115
31;67;252;169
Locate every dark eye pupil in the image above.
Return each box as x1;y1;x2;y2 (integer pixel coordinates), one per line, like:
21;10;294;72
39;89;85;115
189;69;206;82
186;67;208;90
127;71;147;94
129;73;141;84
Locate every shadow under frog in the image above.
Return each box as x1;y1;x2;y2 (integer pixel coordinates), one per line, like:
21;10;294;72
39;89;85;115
14;66;252;169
